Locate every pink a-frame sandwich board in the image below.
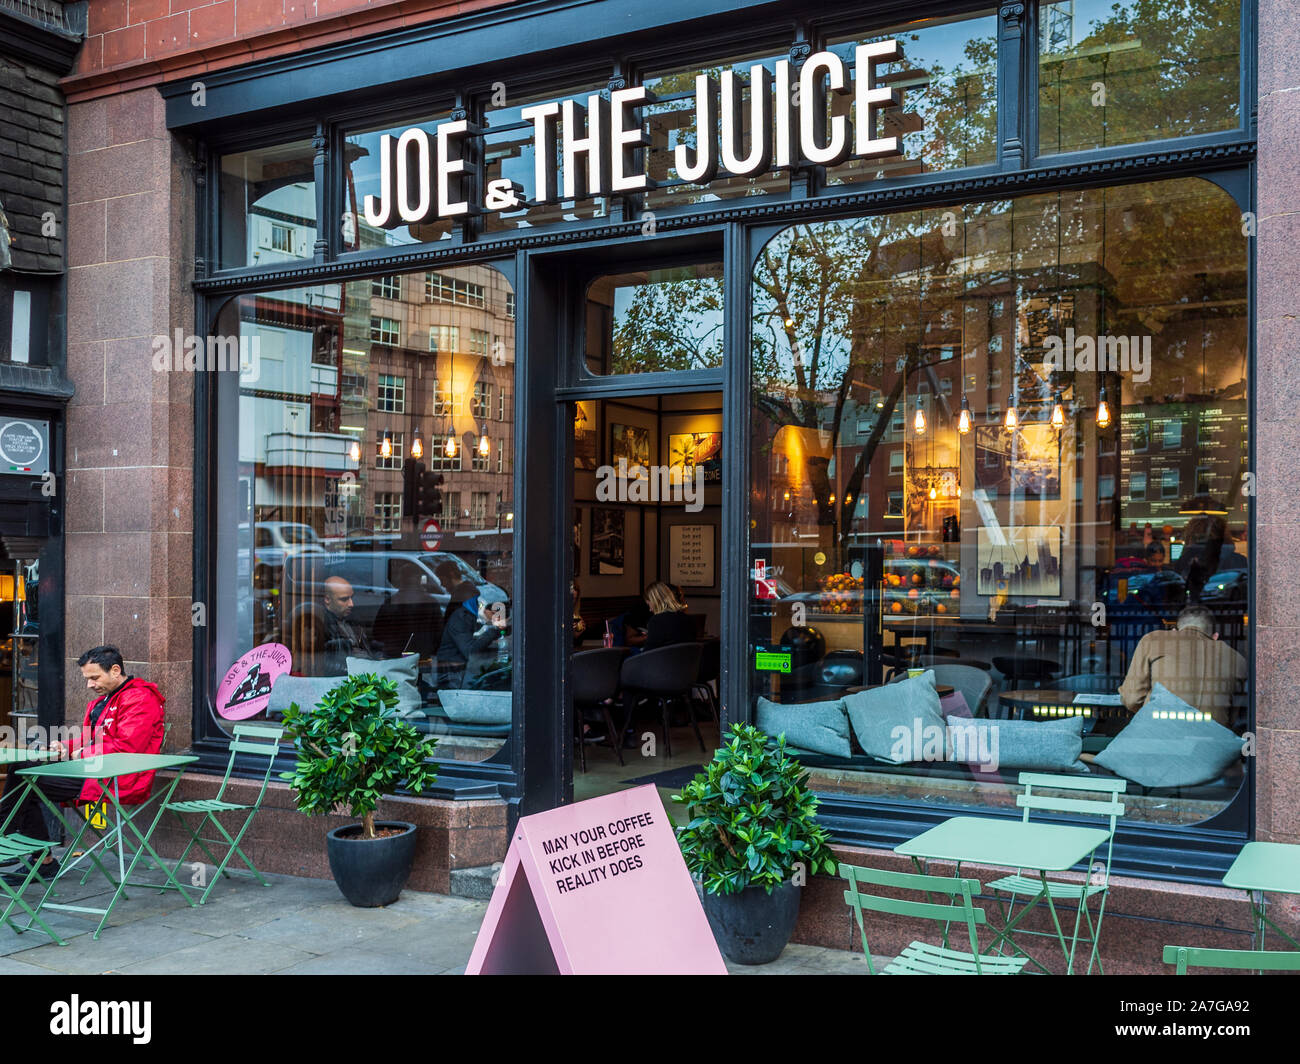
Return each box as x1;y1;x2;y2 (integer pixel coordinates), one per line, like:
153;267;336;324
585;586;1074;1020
465;784;727;974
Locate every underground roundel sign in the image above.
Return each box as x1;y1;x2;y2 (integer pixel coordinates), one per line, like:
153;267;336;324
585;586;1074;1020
216;643;292;720
421;518;441;551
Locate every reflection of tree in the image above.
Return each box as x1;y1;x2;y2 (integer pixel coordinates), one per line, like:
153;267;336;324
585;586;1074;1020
610;274;724;372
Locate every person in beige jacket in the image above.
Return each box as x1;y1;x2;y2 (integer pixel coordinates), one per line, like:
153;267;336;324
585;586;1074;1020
1118;605;1248;726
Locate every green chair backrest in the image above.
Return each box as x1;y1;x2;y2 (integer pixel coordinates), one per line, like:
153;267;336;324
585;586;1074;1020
214;723;285;804
1163;945;1300;974
841;863;987;975
1016;772;1126;886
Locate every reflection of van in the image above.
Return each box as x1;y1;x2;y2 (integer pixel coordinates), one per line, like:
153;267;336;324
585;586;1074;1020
238;521;328;585
283;551;507;632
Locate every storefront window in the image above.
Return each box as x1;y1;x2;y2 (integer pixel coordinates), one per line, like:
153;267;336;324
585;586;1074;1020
749;175;1248;826
825;11;998;185
343;117;455;250
213;266;516;763
1038;0;1241;156
219;140;317;270
586;263;723;374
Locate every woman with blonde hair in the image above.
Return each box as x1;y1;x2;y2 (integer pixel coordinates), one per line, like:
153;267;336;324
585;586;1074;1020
643;580;697;649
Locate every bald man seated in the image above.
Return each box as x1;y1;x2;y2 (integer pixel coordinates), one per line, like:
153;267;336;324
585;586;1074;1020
1119;604;1247;727
320;575;375;675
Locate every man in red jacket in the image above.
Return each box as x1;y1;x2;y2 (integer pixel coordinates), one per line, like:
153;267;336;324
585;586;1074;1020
0;645;165;883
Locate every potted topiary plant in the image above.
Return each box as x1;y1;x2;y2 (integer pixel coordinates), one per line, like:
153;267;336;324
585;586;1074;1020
673;723;837;964
279;673;439;907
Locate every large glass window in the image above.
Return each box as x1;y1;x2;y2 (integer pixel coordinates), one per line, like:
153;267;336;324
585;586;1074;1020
750;175;1248;826
586;263;724;374
342;117;455;250
214;266;516;763
1038;0;1241;156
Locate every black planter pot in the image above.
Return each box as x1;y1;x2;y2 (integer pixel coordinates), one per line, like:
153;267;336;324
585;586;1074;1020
701;880;802;965
325;821;418;907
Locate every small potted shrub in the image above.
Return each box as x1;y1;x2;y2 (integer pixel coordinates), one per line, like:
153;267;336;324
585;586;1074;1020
280;673;439;907
673;723;837;964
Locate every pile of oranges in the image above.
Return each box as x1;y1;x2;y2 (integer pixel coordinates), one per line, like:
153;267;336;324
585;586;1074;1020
818;572;863;614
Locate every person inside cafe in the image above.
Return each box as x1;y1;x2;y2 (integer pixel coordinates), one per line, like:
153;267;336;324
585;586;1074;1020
1118;604;1248;727
0;645;165;885
372;560;442;659
437;583;508;688
320;575;375;674
644;580;697;650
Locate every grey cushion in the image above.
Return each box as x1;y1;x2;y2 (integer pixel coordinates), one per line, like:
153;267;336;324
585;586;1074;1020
756;696;851;759
947;716;1083;772
267;675;344;716
438;689;512;724
348;654;423;719
1094;683;1243;788
843;671;945;763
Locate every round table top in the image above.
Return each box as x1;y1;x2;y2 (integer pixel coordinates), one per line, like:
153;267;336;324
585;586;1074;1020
845;683;955;698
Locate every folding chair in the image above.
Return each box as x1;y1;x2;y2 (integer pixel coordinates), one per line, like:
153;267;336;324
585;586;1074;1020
1163;944;1300;974
0;832;65;945
163;723;283;904
987;772;1126;975
840;863;1027;975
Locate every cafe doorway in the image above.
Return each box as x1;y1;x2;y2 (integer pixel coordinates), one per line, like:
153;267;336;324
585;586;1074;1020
567;391;723;813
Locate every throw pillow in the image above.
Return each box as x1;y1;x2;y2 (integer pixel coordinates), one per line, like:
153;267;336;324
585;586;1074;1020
755;696;851;758
347;654;423;719
946;715;1083;773
1094;683;1243;788
843;671;945;763
438;689;513;724
267;674;345;716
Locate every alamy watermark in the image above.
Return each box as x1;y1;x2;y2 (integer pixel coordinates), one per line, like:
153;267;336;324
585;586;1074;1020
890;717;1000;772
152;330;260;381
595;459;704;512
1043;329;1150;384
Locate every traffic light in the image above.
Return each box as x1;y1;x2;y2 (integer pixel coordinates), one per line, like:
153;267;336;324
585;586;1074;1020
415;470;443;519
402;459;424;517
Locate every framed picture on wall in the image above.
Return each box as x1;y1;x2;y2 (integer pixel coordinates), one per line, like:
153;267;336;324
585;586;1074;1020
668;524;716;588
976;526;1063;597
973;423;1062;499
574;402;598;470
590;507;625;575
610;423;650;476
668;431;722;483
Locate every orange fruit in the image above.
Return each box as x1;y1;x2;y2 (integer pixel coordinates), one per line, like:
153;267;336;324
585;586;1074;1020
890;602;903;614
908;588;919;599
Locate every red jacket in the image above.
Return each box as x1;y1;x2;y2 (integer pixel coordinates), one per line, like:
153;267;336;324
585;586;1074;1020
65;678;166;805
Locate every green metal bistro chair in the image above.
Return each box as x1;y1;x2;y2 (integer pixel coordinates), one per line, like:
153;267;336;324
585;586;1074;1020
0;832;65;946
162;723;283;904
840;863;1027;975
987;772;1126;975
1163;945;1300;974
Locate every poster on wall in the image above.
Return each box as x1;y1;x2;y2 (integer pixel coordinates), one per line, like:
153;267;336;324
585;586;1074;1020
976;526;1063;597
974;424;1062;499
574;402;598;470
590;507;625;575
611;423;651;476
669;524;715;587
668;432;722;483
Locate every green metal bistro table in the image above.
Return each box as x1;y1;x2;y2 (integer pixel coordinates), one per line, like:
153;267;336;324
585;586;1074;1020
10;753;199;941
1222;842;1300;950
896;817;1112;974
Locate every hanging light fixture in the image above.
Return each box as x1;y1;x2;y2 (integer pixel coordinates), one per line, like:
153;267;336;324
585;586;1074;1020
1096;385;1111;428
958;395;972;435
349;439;361;462
410;426;424;460
1003;394;1018;432
445;428;458;457
380;430;393;459
478;423;491;457
1050;391;1065;430
913;399;926;435
929;485;937;500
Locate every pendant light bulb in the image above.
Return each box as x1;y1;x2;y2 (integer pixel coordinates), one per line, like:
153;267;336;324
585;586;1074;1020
478;424;490;457
445;431;458;458
349;440;361;462
929;486;937;501
914;404;926;435
1050;392;1065;430
958;397;972;435
1096;386;1111;429
1004;395;1017;432
410;429;424;460
380;431;393;459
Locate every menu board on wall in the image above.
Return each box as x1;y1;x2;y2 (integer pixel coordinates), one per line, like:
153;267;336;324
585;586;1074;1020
1119;400;1247;522
669;524;714;588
